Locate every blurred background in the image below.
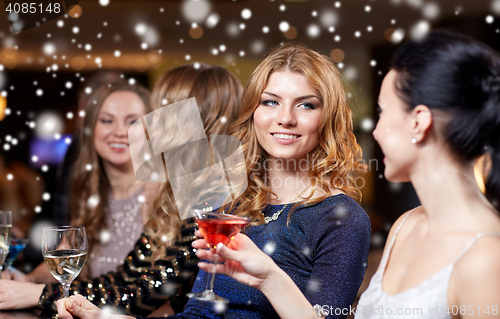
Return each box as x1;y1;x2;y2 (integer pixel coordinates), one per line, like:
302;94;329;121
0;0;496;306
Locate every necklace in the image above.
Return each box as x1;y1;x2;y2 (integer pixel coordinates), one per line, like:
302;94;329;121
264;184;311;224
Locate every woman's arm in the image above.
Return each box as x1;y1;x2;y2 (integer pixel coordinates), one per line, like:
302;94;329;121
23;262;57;283
451;236;500;319
0;280;44;309
40;219;199;316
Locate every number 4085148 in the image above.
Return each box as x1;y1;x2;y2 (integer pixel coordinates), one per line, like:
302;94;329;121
6;3;61;14
446;305;498;316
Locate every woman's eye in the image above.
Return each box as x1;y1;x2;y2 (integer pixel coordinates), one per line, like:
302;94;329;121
376;106;382;115
299;102;316;110
100;119;112;124
128;119;139;125
261;100;279;106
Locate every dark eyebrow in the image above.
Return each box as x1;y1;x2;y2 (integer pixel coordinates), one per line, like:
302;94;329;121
296;95;321;102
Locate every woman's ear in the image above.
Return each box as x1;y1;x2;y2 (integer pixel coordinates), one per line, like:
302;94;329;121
410;104;432;143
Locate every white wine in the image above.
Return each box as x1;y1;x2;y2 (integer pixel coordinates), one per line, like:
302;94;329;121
0;225;12;264
43;249;87;284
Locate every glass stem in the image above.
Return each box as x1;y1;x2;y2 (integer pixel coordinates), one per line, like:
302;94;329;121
63;283;70;298
205;253;218;294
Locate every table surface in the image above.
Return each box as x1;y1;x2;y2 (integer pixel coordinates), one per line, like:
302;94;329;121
0;308;56;319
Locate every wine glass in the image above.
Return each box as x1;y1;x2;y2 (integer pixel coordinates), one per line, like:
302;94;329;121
0;211;12;273
187;210;251;303
42;226;87;298
4;237;29;277
5;238;30;267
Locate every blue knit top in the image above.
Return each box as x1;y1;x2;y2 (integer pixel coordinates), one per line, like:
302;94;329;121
163;194;371;319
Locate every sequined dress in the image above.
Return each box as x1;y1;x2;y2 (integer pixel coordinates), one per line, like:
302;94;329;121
159;194;371;319
38;219;199;317
89;187;145;277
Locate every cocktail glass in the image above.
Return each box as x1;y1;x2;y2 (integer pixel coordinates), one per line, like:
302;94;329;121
187;210;251;303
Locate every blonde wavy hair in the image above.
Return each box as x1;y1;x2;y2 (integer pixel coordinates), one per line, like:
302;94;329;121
144;64;243;259
227;43;364;225
70;81;151;276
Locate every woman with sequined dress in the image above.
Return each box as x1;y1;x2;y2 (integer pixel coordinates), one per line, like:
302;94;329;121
0;64;243;317
0;80;155;293
56;44;371;319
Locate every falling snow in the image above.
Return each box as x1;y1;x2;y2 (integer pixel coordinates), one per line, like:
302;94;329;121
263;241;276;255
87;195;100;209
391;28;405;43
241;9;252;20
279;21;290;32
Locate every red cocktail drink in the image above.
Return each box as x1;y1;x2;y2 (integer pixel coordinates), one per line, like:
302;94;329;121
188;210;251;304
197;218;249;249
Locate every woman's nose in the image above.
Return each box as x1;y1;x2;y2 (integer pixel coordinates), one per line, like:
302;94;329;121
276;105;297;127
114;122;128;136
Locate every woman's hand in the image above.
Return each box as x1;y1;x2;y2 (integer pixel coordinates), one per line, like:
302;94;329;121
0;280;44;309
1;267;28;281
56;294;132;319
192;231;280;292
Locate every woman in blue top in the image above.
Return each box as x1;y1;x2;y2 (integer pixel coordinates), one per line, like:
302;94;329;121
196;31;500;319
56;43;371;319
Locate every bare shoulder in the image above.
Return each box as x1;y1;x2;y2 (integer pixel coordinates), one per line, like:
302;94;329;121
386;207;422;240
375;207;422;269
452;234;500;305
455;234;500;275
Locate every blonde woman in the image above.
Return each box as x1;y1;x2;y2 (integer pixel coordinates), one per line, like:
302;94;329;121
197;31;500;319
57;44;371;319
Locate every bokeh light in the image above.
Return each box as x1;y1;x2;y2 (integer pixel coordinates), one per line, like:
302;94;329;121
284;26;297;39
189;25;204;39
330;49;345;63
68;5;83;18
35;112;63;138
71;57;85;70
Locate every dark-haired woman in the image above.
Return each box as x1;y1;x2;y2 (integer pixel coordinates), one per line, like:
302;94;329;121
179;30;500;319
356;30;500;319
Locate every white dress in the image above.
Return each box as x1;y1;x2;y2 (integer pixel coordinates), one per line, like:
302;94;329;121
356;209;500;319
